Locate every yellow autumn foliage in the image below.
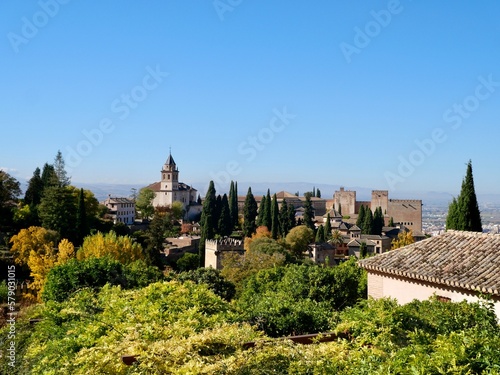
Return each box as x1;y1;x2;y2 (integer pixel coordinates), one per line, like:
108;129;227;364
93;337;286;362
77;231;143;264
244;225;272;251
10;226;76;299
10;226;59;265
391;230;415;250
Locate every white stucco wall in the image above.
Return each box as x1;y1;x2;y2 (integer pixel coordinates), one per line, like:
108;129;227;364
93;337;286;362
367;272;500;321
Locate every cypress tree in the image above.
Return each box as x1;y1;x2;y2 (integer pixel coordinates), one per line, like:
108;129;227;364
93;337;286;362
287;203;296;231
338;203;342;215
446;161;482;232
316;188;321;198
363;207;373;235
215;195;222;234
372;206;384;235
356;205;366;229
199;181;217;264
229;181;239;230
243;187;258;237
458;161;482;232
257;195;266;227
263;189;272;231
312;187;316;198
217;194;232;237
279;199;290;238
271;193;279;239
315;224;325;243
324;213;332;240
76;188;88;245
388;217;395;227
446;197;460;230
303;193;315;230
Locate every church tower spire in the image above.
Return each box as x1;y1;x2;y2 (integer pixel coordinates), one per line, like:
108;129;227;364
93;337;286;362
161;150;178;193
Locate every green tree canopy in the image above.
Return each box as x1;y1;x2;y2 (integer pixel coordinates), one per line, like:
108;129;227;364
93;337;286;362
38;186;77;242
136;187;155;220
24;167;43;207
285;225;314;258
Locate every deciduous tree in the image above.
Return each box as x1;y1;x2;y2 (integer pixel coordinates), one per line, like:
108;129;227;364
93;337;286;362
285;225;314;258
391;230;415;249
77;231;144;264
136;187;155;220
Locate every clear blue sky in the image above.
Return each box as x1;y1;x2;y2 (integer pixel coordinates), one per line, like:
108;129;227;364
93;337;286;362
1;1;499;195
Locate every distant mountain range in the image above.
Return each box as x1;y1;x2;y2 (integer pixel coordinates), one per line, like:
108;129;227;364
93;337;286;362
68;181;500;207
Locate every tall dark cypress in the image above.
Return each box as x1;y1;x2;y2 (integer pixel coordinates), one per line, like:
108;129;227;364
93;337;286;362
199;181;217;264
324;213;332;240
315;224;325;243
363;207;373;235
271;193;279;239
218;194;232;237
279;199;290;238
263;189;272;231
243;187;258;237
257;195;266;227
447;160;482;232
356;205;366;229
303;193;315;230
287;203;296;231
372;206;384;235
76;188;88;244
229;180;239;230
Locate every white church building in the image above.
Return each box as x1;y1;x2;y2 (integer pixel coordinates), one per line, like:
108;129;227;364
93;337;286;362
147;152;198;210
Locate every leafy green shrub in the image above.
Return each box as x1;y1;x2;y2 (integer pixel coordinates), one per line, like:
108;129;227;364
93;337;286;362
238;258;366;336
0;280;8;303
176;252;200;272
42;257;163;302
177;267;236;301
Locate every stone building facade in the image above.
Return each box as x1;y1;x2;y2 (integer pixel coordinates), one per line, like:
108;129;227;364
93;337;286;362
333;187;422;232
147;153;200;217
204;238;244;270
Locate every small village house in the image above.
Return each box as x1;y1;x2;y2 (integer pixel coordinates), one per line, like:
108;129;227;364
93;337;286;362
358;230;500;320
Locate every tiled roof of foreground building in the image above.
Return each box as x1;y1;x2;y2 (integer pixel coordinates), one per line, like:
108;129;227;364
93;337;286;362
358;230;500;297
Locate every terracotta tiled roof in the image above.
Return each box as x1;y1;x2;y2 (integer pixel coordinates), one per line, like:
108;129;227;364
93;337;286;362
358;230;500;296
